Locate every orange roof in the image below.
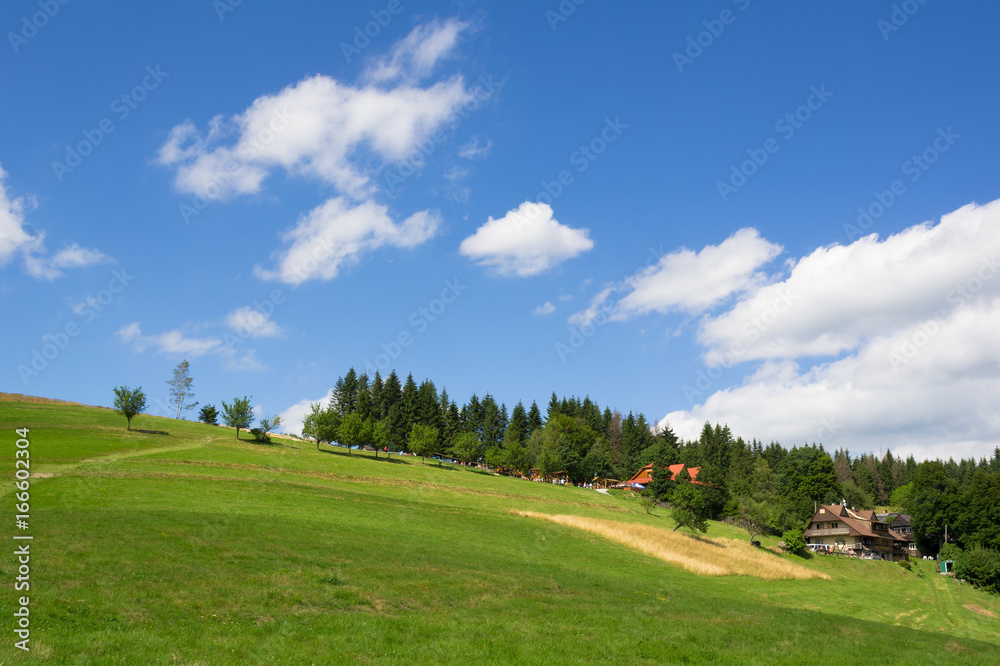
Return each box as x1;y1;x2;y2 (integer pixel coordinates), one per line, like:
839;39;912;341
624;463;709;486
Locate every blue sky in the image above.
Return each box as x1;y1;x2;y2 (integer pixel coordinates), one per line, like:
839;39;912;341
3;1;999;461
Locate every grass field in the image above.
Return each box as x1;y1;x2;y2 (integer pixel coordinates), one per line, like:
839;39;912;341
1;395;999;664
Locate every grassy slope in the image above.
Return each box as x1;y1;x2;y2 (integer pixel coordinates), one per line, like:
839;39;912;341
0;398;998;664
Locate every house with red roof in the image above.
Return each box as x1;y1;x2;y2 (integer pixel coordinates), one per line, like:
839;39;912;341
618;463;707;489
805;504;910;561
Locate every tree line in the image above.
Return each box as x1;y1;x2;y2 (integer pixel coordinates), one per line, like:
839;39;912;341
112;360;282;442
117;362;1000;591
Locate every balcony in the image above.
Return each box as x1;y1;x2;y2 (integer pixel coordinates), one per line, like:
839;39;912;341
805;527;850;537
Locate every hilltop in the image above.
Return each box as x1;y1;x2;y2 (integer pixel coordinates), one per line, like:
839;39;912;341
1;396;998;664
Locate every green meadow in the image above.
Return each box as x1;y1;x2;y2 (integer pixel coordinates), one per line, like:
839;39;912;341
1;396;999;664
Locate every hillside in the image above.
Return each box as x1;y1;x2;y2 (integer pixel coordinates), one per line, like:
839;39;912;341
1;396;998;664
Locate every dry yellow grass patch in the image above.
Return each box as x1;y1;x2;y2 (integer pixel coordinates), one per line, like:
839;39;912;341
963;603;998;618
516;511;828;581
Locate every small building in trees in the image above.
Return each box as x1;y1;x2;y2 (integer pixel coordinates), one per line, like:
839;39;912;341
617;463;707;489
805;504;910;561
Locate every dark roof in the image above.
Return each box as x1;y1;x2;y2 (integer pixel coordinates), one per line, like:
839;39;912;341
808;504;899;540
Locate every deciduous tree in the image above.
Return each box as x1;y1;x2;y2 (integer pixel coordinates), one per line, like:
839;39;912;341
221;396;254;439
113;385;147;431
409;423;439;462
166;360;198;419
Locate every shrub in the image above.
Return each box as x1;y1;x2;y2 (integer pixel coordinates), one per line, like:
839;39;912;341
198;404;218;425
898;560;912;571
640;491;656;515
780;529;806;555
953;548;1000;594
939;542;963;562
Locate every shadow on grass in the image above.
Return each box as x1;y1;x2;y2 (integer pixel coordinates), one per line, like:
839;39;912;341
316;446;409;463
132;429;169;435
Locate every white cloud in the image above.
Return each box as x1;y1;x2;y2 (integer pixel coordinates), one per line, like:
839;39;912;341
621;228;783;318
278;389;335;435
566;228;781;327
116;323;223;357
0;165;109;280
458;136;491;159
567;287;614;327
227;306;283;339
117;320;272;371
157;21;470;283
0;165;37;265
365;19;467;83
533;301;556;316
254;197;440;285
459;201;594;277
558;293;573;302
24;242;112;280
697;201;1000;365
157;23;471;202
661;198;1000;460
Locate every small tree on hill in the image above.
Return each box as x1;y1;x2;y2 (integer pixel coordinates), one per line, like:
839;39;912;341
337;412;367;454
221;396;254;439
251;415;282;443
113;385;147;431
450;432;480;465
198;404;218;425
303;403;342;450
371;418;390;457
409;424;439;462
734;459;780;543
671;470;709;533
166;360;198;419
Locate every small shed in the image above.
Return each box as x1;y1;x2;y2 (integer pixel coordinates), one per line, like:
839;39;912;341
940;559;954;574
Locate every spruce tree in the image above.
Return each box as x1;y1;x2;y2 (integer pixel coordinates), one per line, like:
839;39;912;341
370;371;384;421
382;371;402;417
546;392;560;420
527;400;544;436
480;394;505;450
507;401;529;446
